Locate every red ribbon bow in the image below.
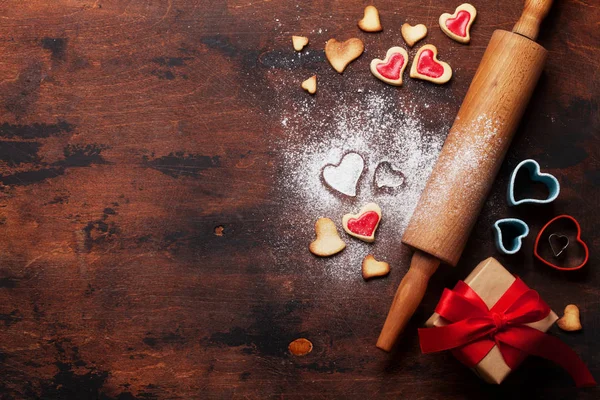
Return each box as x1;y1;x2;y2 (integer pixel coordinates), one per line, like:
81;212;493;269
418;278;596;387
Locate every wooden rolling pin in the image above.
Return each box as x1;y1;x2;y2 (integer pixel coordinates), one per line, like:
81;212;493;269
377;0;553;352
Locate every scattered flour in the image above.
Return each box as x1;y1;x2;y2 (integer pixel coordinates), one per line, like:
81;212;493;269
270;89;451;279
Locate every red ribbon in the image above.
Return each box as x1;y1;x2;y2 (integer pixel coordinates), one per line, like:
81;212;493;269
418;278;596;387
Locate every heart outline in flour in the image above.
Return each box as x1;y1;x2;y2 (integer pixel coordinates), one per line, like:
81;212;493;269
439;3;477;44
322;152;365;197
342;202;382;242
410;44;452;84
508;159;560;206
374;161;406;192
370;46;409;86
493;218;529;255
534;215;589;271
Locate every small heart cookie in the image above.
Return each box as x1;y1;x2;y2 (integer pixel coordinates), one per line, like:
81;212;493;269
325;38;364;73
358;5;382;32
302;75;317;94
292;35;309;51
439;3;477;44
401;23;427;47
362;255;390;280
370;47;409;86
309;218;346;257
410;44;452;84
342;202;381;242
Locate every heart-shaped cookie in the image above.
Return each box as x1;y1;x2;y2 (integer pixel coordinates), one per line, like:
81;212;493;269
325;38;364;73
322;152;365;197
493;218;529;255
370;47;409;86
401;23;427;47
362;255;390;280
508;159;560;206
534;215;589;271
439;3;477;44
309;217;346;257
374;161;405;191
302;75;317;94
292;35;309;51
410;44;452;84
342;202;381;242
358;5;382;32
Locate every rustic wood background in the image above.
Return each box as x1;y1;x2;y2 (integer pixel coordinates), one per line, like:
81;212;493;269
0;0;598;399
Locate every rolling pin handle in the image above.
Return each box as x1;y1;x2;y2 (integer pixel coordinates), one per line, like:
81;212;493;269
513;0;553;41
376;251;441;352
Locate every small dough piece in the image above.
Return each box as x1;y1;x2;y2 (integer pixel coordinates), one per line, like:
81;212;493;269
309;218;346;257
292;35;309;51
410;44;452;84
370;46;409;86
342;202;382;242
439;3;477;44
557;304;582;332
302;75;317;94
325;38;364;73
401;23;427;47
362;255;390;280
358;5;382;32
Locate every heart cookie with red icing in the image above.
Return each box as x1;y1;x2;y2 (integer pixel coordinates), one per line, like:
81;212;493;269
439;3;477;44
410;44;452;84
342;202;381;242
370;47;409;86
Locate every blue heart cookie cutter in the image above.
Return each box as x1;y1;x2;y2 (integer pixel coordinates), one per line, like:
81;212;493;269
493;218;529;255
508;159;560;206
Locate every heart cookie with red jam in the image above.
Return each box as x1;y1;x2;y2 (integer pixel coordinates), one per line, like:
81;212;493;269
410;44;452;84
439;3;477;44
342;203;382;242
370;47;409;86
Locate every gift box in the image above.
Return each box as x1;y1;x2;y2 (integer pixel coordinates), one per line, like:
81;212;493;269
419;257;595;387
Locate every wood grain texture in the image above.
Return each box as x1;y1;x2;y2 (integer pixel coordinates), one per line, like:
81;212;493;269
0;0;598;399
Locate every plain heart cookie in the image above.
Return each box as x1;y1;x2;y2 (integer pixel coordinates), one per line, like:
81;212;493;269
362;255;390;280
370;46;409;86
401;23;427;47
325;38;364;73
292;35;309;51
309;218;346;257
439;3;477;44
302;75;317;94
410;44;452;84
342;202;381;242
358;5;382;32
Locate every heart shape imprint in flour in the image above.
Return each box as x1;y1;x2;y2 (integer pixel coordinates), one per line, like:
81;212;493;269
374;161;405;191
370;47;409;86
439;3;477;44
342;202;382;242
322;152;365;197
410;44;452;84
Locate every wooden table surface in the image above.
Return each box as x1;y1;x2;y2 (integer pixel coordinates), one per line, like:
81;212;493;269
0;1;598;399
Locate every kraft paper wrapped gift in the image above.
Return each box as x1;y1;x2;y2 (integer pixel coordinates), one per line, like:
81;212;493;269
425;257;558;384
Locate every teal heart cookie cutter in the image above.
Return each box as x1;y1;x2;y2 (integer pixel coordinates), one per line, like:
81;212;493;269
508;159;560;206
493;218;529;255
